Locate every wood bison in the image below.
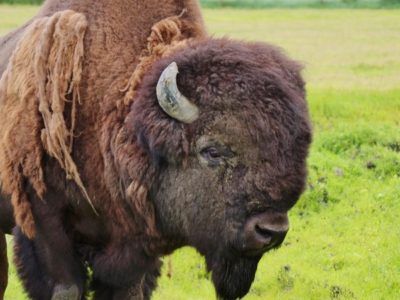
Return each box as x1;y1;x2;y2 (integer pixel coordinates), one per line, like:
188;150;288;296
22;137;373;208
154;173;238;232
0;0;311;299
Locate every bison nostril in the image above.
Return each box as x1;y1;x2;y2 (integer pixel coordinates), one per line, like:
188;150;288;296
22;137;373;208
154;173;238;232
241;211;289;256
255;224;272;242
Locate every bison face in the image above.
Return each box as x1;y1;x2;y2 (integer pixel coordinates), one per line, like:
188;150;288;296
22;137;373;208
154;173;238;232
131;39;311;299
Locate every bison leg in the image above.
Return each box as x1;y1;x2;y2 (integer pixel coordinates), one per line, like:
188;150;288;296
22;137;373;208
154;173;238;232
92;258;161;300
0;193;15;300
14;227;86;300
91;280;113;300
0;231;7;300
20;190;87;300
92;280;144;300
14;227;53;300
141;261;161;300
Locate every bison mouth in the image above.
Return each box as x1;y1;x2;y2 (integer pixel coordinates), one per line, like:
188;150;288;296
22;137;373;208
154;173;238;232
206;253;261;300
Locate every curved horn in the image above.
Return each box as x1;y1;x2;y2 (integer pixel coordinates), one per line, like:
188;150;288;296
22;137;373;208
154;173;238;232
156;62;199;123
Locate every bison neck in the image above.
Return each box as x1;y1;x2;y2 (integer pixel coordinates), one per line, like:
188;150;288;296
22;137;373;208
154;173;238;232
38;0;204;242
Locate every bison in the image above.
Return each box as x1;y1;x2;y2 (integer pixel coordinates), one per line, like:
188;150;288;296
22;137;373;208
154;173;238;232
0;0;311;299
0;195;13;300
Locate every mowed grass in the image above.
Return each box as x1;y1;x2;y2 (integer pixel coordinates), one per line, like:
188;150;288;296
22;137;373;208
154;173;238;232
2;5;400;300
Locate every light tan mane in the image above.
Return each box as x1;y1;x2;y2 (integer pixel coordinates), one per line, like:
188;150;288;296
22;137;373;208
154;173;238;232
0;10;90;238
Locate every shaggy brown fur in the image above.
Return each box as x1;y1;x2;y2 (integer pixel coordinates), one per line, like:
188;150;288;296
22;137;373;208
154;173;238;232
98;11;206;241
0;1;311;299
0;0;206;298
122;10;206;105
0;10;90;238
0;0;206;241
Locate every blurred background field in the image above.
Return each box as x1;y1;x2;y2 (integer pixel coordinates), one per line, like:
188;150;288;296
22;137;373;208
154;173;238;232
201;0;400;8
1;3;400;300
0;0;400;7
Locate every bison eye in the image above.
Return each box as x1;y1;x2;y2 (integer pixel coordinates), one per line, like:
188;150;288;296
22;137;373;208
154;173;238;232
200;147;222;165
200;147;222;160
199;144;235;168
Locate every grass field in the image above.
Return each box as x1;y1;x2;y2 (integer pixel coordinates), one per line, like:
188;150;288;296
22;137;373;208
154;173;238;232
2;5;400;300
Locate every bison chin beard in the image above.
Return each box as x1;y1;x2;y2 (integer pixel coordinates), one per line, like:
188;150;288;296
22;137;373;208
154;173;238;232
206;253;261;300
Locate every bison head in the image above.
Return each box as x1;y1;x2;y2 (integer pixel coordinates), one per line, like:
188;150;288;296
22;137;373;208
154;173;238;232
128;39;311;299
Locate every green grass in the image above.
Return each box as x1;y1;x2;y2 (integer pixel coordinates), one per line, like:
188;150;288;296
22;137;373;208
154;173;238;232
0;5;37;35
2;0;400;9
2;6;400;300
200;0;400;9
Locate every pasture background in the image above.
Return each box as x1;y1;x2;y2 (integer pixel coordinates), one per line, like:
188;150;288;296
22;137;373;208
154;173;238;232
1;4;399;300
1;0;400;8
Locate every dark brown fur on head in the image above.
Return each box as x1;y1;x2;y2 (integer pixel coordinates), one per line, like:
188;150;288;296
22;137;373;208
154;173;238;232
123;38;311;299
132;38;309;166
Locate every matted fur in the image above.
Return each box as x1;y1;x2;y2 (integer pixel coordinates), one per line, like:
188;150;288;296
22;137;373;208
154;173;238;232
0;10;90;238
97;12;206;241
122;10;206;106
107;13;205;238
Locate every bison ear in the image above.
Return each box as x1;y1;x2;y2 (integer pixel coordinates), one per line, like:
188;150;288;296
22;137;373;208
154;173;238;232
156;62;199;124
